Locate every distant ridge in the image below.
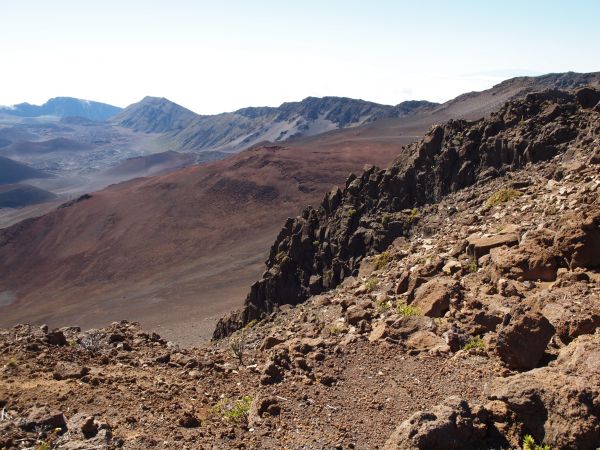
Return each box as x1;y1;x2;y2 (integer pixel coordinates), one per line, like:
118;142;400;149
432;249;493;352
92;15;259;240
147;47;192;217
0;97;122;121
116;95;438;153
113;96;199;133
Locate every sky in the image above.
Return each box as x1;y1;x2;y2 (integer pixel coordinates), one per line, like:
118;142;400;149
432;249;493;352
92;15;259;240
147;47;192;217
1;0;599;115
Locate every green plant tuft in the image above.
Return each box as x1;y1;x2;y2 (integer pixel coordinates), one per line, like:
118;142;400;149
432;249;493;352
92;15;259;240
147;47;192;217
408;207;419;223
376;297;391;313
275;251;287;264
213;396;253;423
373;251;392;271
523;434;551;450
397;303;420;317
463;336;485;351
465;260;478;273
382;213;392;228
330;322;349;335
347;208;357;218
364;278;378;292
485;188;523;208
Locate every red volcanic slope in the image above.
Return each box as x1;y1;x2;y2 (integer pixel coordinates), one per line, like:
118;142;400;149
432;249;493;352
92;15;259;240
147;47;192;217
0;128;422;343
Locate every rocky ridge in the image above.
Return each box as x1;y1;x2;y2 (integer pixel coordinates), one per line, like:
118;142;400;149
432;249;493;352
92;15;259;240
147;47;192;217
215;87;600;338
1;87;599;449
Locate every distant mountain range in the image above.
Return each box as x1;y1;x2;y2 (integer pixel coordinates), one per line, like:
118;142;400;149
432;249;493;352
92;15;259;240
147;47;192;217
0;97;122;121
114;96;439;153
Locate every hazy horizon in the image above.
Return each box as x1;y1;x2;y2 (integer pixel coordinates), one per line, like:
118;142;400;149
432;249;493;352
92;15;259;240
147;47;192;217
2;0;599;115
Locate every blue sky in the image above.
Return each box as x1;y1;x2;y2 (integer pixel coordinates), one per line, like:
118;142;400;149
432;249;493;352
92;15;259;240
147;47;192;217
1;0;599;114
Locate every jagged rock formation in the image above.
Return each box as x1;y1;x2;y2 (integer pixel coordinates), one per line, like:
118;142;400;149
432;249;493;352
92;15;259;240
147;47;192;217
215;87;600;338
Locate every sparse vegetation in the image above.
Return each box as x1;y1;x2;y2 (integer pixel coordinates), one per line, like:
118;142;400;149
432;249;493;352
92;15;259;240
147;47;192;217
373;251;392;270
382;213;392;228
5;356;17;368
229;329;245;364
364;278;378;292
376;297;391;313
463;336;485;351
347;208;357;218
35;442;51;450
397;303;420;317
276;250;287;264
330;322;349;335
485;188;523;208
523;434;551;450
313;240;320;247
244;319;258;329
408;208;419;223
465;260;478;273
213;396;253;423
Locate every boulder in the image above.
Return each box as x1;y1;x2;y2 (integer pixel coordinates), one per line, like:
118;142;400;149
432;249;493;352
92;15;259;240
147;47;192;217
248;395;281;427
21;407;67;431
575;86;600;109
346;305;371;325
494;309;555;370
488;228;559;282
178;411;200;428
53;362;90;380
466;233;519;259
67;413;98;438
406;330;449;354
553;210;600;269
383;396;492;450
411;277;460;317
487;332;600;449
47;330;67;346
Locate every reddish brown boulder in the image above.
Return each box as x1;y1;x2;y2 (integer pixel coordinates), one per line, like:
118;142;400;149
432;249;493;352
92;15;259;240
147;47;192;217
494;309;555;370
553;210;600;269
411;277;460;317
466;233;519;259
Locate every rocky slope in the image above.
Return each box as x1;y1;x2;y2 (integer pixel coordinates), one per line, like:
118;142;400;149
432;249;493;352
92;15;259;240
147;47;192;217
0;87;598;449
215;87;600;338
123;96;438;154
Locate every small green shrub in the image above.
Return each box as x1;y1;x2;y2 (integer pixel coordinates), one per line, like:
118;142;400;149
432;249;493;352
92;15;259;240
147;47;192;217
330;322;349;335
312;240;320;247
275;251;287;264
382;213;392;228
376;298;391;313
463;336;485;351
397;303;420;317
213;396;253;423
373;251;392;270
364;278;378;292
523;434;551;450
465;260;478;273
229;329;245;364
347;208;357;218
35;443;51;450
485;188;523;208
244;319;258;329
408;208;419;223
6;356;17;367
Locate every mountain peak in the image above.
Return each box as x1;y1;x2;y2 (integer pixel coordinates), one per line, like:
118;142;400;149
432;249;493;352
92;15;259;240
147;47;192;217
0;97;122;121
114;97;199;133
